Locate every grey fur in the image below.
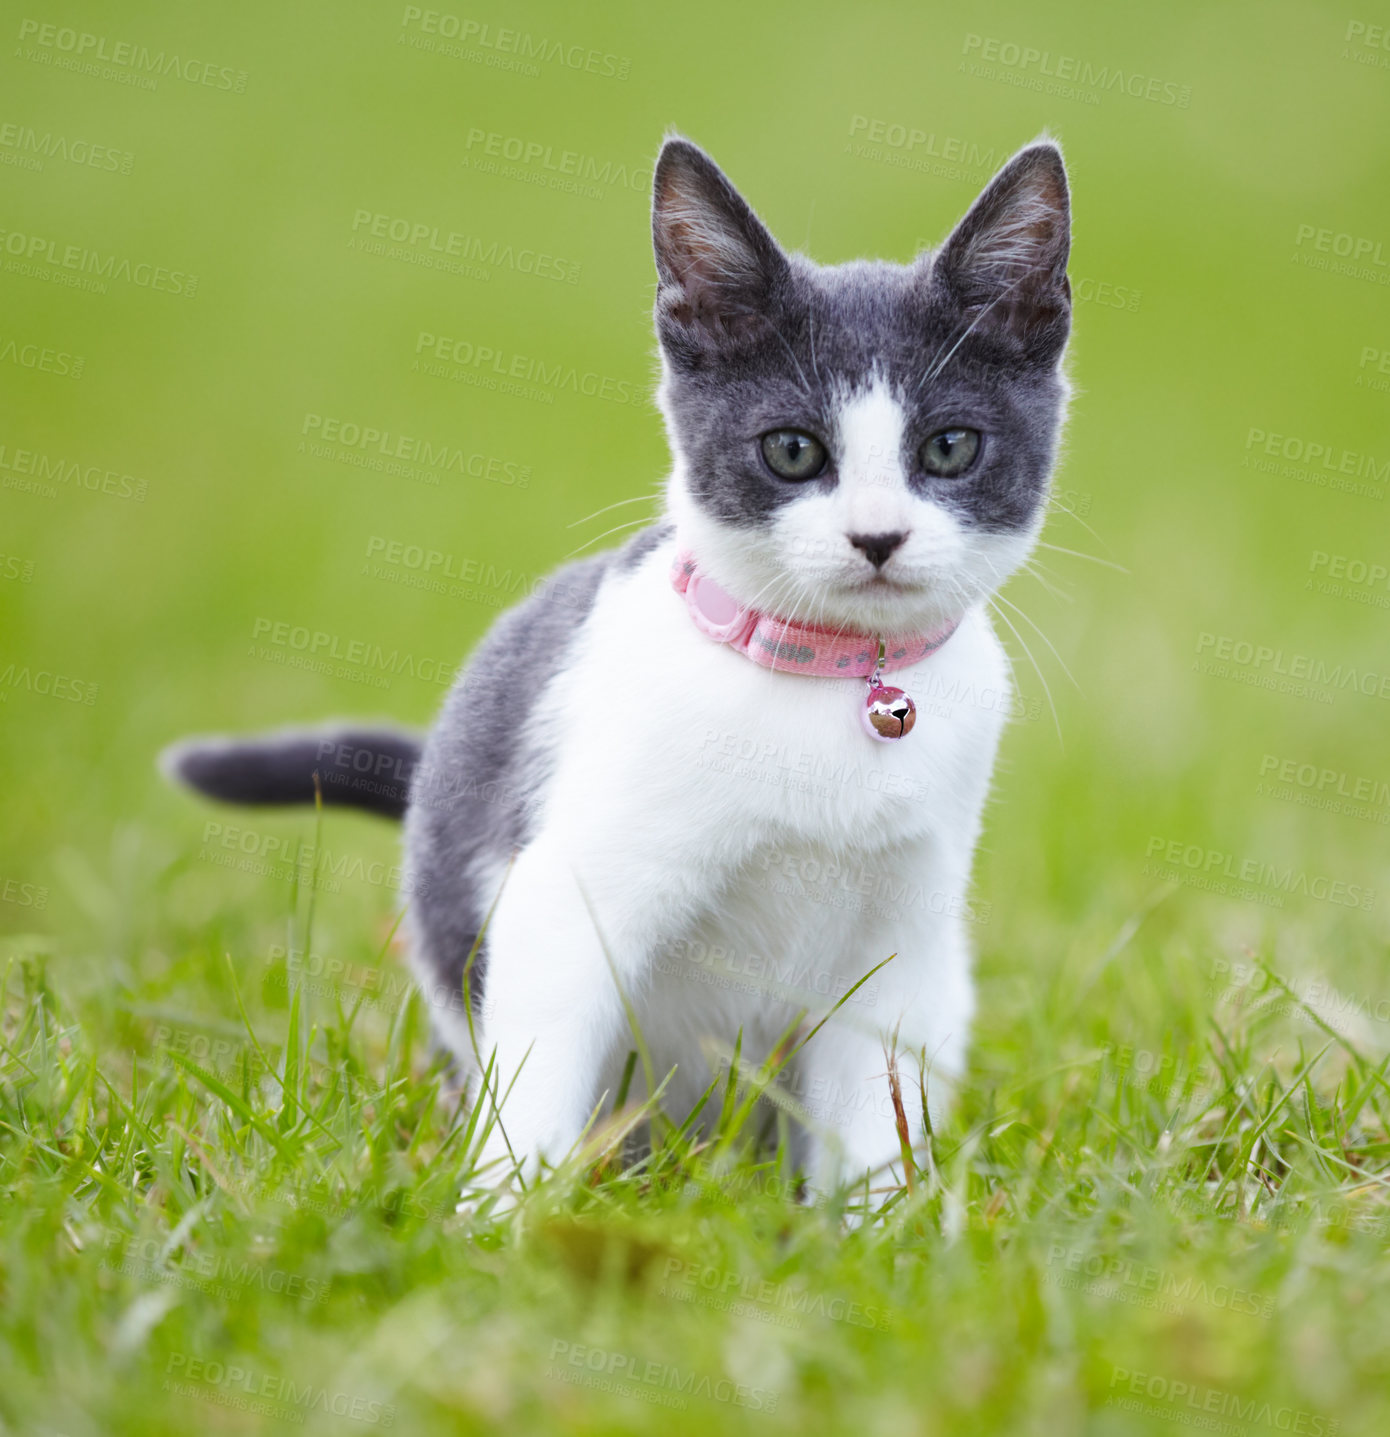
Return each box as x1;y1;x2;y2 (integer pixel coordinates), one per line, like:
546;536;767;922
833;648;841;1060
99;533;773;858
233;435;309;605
162;134;1071;1073
161;725;423;819
405;137;1070;1026
652;137;1070;535
404;524;671;1005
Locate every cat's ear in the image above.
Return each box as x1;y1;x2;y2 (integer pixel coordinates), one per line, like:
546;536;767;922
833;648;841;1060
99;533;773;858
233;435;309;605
652;136;788;350
931;141;1071;363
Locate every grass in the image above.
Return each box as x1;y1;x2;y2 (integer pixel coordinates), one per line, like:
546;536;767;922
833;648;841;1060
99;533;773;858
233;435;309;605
4;824;1390;1435
4;0;1389;1430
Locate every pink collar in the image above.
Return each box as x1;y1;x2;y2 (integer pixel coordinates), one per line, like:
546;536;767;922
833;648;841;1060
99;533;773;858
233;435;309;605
671;549;959;678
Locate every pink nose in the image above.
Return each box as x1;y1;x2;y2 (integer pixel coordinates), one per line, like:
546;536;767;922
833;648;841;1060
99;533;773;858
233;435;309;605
848;531;908;569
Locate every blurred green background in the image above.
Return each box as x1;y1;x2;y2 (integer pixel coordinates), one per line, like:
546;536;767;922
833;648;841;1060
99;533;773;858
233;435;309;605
4;3;1390;1434
2;0;1386;991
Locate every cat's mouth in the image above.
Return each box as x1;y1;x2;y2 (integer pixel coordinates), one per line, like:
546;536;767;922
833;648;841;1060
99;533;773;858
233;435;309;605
852;572;920;595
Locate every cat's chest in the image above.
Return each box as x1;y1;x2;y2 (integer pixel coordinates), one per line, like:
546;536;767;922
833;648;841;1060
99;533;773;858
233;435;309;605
542;547;1010;851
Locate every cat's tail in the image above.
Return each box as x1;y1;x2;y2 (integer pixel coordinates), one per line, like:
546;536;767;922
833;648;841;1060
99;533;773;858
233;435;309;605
159;725;422;820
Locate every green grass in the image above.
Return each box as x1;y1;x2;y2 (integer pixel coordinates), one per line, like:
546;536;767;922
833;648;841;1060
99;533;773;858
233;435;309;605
4;836;1390;1435
4;0;1390;1431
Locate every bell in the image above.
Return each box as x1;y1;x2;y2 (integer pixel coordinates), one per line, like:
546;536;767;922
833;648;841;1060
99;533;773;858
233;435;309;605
862;685;916;742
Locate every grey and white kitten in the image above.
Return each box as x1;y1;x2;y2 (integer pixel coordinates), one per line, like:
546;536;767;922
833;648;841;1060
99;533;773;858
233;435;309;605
165;133;1072;1198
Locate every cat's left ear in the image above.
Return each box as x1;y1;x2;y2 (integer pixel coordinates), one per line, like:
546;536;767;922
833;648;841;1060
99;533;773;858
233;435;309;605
931;141;1071;364
652;135;789;353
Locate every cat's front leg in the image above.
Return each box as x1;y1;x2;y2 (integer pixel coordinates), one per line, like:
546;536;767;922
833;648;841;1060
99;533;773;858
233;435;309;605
797;915;975;1206
468;822;718;1191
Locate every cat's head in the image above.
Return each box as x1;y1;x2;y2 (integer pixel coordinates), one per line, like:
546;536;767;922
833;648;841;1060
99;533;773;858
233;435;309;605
652;134;1072;636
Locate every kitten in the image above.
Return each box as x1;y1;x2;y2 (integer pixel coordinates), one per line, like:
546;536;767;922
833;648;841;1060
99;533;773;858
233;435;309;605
164;133;1072;1198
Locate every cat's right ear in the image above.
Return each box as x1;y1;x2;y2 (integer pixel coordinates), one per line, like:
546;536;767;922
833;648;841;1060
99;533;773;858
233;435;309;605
652;136;788;351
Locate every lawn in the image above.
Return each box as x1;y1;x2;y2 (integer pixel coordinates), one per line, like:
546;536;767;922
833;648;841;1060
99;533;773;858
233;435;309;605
3;2;1389;1433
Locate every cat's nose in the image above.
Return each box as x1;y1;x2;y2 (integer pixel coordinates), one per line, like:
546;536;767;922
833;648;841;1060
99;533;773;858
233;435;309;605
847;531;908;569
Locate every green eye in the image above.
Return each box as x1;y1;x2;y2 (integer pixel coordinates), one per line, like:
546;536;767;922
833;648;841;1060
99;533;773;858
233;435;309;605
761;429;828;481
920;428;981;477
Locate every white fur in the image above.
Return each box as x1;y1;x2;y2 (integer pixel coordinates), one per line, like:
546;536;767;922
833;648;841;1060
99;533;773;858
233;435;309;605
466;371;1037;1194
669;374;1039;637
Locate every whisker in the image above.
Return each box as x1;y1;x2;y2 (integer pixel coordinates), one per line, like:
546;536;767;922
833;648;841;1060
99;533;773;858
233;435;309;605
980;599;1023;701
1042;495;1113;554
742;563;801;615
1017;561;1072;604
988;597;1062;745
565;492;663;530
562;517;655;560
992;591;1079;690
1034;541;1129;574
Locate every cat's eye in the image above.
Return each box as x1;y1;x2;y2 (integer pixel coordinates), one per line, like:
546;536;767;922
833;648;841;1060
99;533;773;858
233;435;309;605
761;429;828;481
920;428;981;478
